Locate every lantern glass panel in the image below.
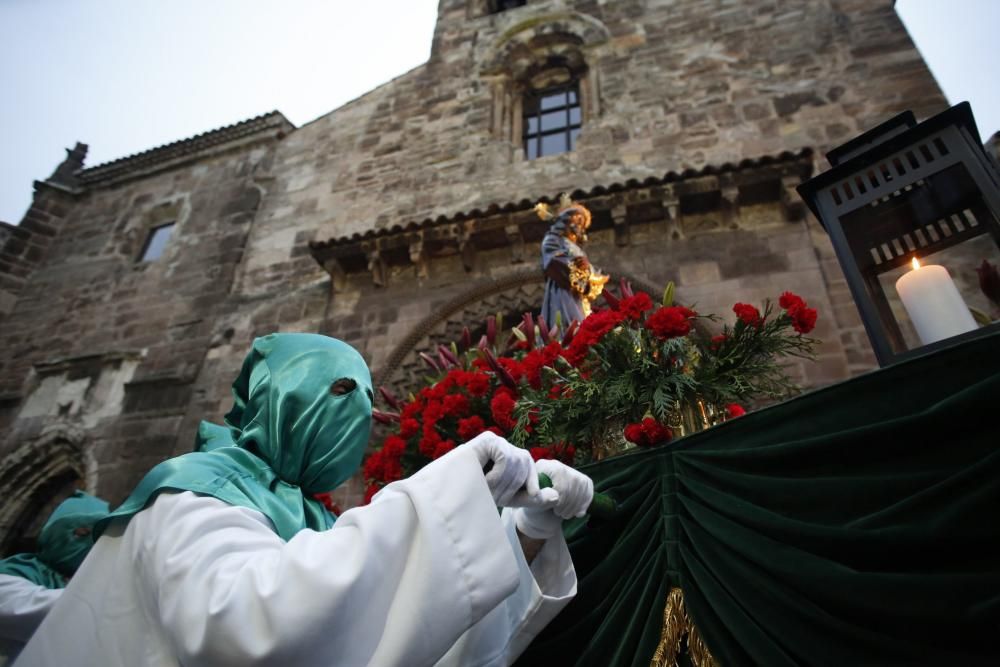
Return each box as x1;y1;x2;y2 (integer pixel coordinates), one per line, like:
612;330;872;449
837;161;1000;356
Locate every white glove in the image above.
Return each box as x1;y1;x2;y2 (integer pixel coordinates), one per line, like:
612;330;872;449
514;459;594;539
463;431;552;507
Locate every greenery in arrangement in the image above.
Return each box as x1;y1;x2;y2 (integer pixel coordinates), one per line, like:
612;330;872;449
361;281;820;502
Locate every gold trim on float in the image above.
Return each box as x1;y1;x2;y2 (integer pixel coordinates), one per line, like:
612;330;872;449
650;587;719;667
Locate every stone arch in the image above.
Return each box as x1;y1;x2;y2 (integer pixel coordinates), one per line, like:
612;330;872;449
481;12;611;76
375;265;660;398
0;424;91;554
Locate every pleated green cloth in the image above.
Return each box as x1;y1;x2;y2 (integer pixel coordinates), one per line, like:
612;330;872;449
518;331;1000;666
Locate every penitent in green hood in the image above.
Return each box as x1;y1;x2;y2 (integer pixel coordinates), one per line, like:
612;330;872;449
98;334;373;542
0;490;110;588
225;332;374;494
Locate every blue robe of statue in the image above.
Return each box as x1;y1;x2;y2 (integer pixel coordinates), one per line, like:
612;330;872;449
540;218;594;329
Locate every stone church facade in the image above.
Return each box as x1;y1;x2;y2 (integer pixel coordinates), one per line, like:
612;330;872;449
0;0;948;549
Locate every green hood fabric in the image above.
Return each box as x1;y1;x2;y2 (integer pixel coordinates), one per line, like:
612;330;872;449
97;334;373;542
0;553;66;589
0;491;110;588
194;420;236;452
36;491;110;577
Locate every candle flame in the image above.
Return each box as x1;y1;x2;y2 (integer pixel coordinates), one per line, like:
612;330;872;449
911;257;921;271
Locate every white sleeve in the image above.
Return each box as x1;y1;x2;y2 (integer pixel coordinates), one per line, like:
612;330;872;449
434;510;577;667
0;574;62;643
128;447;523;667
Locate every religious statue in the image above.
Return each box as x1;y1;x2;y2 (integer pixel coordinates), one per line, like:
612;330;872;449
536;195;610;329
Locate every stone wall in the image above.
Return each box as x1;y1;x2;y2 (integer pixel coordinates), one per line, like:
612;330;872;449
0;137;283;508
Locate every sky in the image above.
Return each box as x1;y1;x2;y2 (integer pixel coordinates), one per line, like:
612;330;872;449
0;0;997;225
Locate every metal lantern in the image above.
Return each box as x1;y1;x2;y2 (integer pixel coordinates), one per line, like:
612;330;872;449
798;102;1000;366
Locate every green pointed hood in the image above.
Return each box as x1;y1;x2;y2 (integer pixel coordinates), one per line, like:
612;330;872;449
0;491;110;588
97;334;372;542
36;490;110;577
224;333;374;494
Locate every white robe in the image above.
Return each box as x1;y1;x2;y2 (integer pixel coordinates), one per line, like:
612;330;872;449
16;448;576;666
0;575;62;666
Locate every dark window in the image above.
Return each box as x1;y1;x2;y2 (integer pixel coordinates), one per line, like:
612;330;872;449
138;222;175;262
523;84;581;160
492;0;526;13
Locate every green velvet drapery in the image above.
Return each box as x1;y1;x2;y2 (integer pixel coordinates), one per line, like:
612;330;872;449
518;332;1000;666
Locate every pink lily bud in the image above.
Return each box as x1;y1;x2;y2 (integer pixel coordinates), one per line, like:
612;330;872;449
481;347;518;391
537;315;550;343
460;326;472;352
372;409;400;424
486;316;497;346
503;332;519;354
620;278;634;298
438;344;459;367
478;334;489;351
419;352;442;372
378;386;401;410
603;288;620;309
562;320;580;347
521;312;535;347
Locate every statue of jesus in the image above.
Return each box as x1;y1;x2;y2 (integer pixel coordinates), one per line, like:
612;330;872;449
536;196;609;329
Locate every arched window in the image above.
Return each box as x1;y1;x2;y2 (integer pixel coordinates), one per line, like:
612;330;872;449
523;81;582;159
479;13;610;161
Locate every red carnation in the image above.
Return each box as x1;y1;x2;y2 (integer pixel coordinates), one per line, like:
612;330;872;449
418;425;442;458
710;334;727;351
645;306;697;341
623;423;646;445
788;303;818;334
490;388;518;432
382;435;407;457
442;393;470;418
363;484;381;505
618;292;654;320
779;291;805;310
362;449;385;481
733;303;762;328
457;415;486;441
433;440;456;460
399;418;419;439
639;417;673;445
529;446;552;461
726;403;746;418
623;419;672;446
461;371;491;397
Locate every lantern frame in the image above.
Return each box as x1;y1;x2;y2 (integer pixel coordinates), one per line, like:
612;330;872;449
798;102;1000;366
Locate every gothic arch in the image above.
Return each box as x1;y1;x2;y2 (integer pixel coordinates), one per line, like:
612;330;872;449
375;265;660;397
0;424;91;554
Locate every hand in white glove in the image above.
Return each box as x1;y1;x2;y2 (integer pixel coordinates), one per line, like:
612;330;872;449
514;459;594;540
463;431;553;508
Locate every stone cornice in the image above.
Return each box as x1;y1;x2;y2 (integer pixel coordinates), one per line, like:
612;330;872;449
310;148;814;287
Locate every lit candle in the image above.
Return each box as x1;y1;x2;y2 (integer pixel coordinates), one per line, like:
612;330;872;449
894;257;977;346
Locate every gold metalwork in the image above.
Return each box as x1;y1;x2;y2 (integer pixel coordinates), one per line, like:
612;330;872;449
650;587;719;667
666;397;728;439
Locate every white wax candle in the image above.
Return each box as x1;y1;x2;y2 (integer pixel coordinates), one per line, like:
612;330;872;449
894;261;977;346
